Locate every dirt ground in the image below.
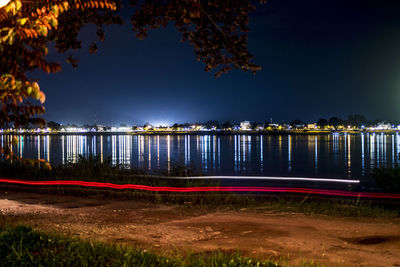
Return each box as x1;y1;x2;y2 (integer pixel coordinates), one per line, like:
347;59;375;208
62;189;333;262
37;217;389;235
0;191;399;267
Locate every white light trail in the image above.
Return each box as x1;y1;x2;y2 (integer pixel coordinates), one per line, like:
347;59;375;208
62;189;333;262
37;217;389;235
166;176;360;183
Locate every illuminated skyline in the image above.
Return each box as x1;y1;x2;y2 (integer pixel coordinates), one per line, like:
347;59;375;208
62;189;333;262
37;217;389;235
37;0;400;125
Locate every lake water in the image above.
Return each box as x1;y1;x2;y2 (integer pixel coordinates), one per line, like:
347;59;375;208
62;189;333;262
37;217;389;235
2;133;400;189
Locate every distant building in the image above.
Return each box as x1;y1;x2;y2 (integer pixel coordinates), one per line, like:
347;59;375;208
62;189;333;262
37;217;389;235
268;123;280;131
117;126;132;132
240;121;251;130
368;123;393;130
255;125;264;131
95;125;106;132
181;126;191;131
65;127;87;133
156;126;170;131
307;123;317;130
143;124;152;131
191;124;205;131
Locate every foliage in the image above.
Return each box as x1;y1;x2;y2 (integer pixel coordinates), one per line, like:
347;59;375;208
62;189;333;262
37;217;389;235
203;120;220;129
328;117;344;129
222;120;232;129
46;120;61;130
0;225;281;267
346;114;366;128
251;121;259;129
371;166;400;193
0;0;119;164
290;119;305;128
316;118;328;128
130;0;262;77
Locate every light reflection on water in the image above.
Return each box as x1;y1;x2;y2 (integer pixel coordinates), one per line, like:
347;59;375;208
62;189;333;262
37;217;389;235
1;133;400;181
287;135;291;173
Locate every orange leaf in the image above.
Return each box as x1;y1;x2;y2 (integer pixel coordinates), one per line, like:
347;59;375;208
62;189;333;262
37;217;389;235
39;91;46;103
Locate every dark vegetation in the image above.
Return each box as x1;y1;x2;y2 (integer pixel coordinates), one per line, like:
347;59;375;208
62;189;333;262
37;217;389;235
43;113;400;131
0;155;206;185
371;166;400;193
0;156;399;218
0;225;281;267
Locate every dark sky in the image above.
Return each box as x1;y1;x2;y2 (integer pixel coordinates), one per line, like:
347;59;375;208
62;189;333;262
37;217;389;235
36;0;400;126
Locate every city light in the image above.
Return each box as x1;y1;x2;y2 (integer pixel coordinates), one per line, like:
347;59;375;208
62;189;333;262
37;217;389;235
2;120;400;134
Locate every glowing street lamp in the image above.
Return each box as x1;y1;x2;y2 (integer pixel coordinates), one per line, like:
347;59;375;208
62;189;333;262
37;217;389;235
0;0;11;8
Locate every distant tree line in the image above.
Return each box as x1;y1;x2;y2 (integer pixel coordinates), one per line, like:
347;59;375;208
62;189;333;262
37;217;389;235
316;114;399;130
41;114;399;131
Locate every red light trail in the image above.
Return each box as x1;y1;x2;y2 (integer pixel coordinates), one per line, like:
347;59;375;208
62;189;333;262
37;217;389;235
0;178;399;199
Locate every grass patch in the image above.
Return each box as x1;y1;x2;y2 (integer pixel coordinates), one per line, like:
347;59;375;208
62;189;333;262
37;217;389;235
0;155;214;187
249;197;399;218
371;166;400;193
0;225;284;267
0;158;399;219
1;184;398;219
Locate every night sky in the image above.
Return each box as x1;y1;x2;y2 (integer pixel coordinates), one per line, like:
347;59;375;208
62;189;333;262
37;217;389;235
36;0;400;126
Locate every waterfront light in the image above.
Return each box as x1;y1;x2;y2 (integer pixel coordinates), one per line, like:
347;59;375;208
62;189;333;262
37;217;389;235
65;127;87;133
116;126;132;132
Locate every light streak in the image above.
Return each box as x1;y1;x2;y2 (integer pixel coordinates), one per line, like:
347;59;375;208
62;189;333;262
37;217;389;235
347;133;351;176
100;136;103;163
234;135;238;171
157;135;160;169
361;133;365;176
288;135;292;172
37;135;40;160
213;135;216;171
112;135;117;165
19;135;23;158
242;135;246;169
167;135;170;173
62;135;65;165
167;176;360;183
218;136;221;169
45;135;50;162
0;178;398;199
314;135;318;172
148;136;151;170
260;136;263;172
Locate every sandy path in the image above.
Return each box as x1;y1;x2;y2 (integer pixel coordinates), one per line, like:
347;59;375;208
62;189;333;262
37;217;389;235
0;191;399;267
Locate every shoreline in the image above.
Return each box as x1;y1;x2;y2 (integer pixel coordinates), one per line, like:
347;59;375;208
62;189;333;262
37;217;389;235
1;129;399;136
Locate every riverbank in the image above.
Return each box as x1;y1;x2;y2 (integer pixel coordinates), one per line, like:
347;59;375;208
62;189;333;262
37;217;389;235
1;160;399;217
1;191;399;266
1;129;399;136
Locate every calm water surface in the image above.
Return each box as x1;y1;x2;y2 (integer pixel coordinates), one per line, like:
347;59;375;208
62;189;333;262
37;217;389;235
3;133;400;185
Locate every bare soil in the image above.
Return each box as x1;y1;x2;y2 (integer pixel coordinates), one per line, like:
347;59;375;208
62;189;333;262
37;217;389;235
0;191;399;267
